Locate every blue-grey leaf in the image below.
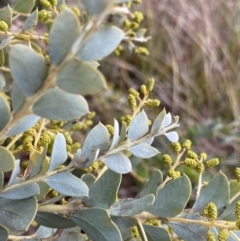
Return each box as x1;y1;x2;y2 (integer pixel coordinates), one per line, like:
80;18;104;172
151;108;166;134
0;146;15;173
81;123;109;158
72;208;122;241
0;196;37;231
81;173;96;188
103;153;132;174
192;172;229;213
76;25;124;61
83;169;121;208
9;44;48;96
0;183;39;199
49;9;81;65
57;227;87;241
128;110;149;141
0;95;10;131
130;143;159;158
13;0;35;14
147;175;191;218
0;224;8;241
0;5;12;27
10;81;26;113
48;133;67;172
56;59;107;95
33;88;89;120
82;0;108;15
0;36;14;49
35;226;57;238
22;8;38;31
169;213;207;241
137;169;163;198
162;113;172;128
7;159;20;187
109;119;120;150
46;171;88;197
164;131;179;142
109;194;155;217
143;224;171;241
6;114;40;137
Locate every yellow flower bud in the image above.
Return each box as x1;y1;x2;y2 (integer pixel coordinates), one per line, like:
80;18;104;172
0;21;8;32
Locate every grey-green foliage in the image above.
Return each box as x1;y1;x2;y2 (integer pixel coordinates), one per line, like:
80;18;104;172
0;0;235;241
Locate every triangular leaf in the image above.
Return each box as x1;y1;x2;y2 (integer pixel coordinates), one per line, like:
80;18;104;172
128;110;148;141
147;175;191;218
0;36;14;49
46;171;88;197
48;133;67;172
0;196;37;231
33;88;89;120
75;25;124;61
83;169;121;208
151;108;166;134
81;123;109;158
0;146;15;173
109;194;155;217
22;8;38;31
57;59;107;95
72;208;122;241
103;153;132;174
49;9;81;65
162;113;172;128
129;143;159;158
9;44;48;96
109;119;120;150
192;172;229;213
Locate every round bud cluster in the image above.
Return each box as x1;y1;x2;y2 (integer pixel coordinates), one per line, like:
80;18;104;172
106;124;114;136
206;232;216;241
203;202;217;221
146;99;160;107
50;120;66;127
182;139;192;149
146;78;155;91
59;3;67;11
146;219;159;226
40;0;51;8
184;158;198;168
196;162;204;173
87;112;96;120
71;142;81;152
133;0;142;3
206;158;219;167
38;10;52;22
133;11;144;24
128;88;139;98
128;94;137;109
48;0;57;6
140;84;147;95
71;122;87;131
217;229;229;241
200;152;208;161
236;219;240;229
131;226;139;238
63;132;73;145
172;142;182;153
134;46;149;56
162;154;172;165
167;169;181;179
235;167;240;182
72;6;81;17
187;150;198;160
44;55;50;64
120;115;132;126
235;201;240;218
114;45;124;56
39;132;52;146
0;21;8;32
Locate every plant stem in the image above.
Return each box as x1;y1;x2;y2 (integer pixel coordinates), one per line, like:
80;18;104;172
196;171;203;199
136;218;148;241
6;133;22;150
230;231;240;241
33;118;45;148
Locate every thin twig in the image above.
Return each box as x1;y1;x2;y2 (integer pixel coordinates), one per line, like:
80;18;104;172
136;218;148;241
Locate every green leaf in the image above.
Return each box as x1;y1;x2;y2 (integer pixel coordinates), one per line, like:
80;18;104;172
81;123;109;158
35;212;76;228
0;196;37;231
46;171;89;197
36;181;50;200
128;110;148;141
109;194;155;217
118;121;127;144
137;169;163;198
7;114;40;137
33;88;89;120
169;213;207;241
147;175;191;218
143;224;171;241
75;25;124;61
0;96;10;131
82;0;108;15
151;108;166;134
0;36;14;49
81;174;96;188
13;0;35;14
48;133;67;172
103;153;132;174
7;159;20;187
72;208;122;241
22;8;38;31
230;180;240;198
109;119;120;150
57;227;87;241
0;172;3;189
0;49;4;65
10;81;26;112
57;59;107;95
0;5;12;27
0;146;15;173
0;183;39;199
192;172;229;213
49;9;81;65
9;44;48;96
0;224;8;241
83;169;121;208
129;143;159;158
